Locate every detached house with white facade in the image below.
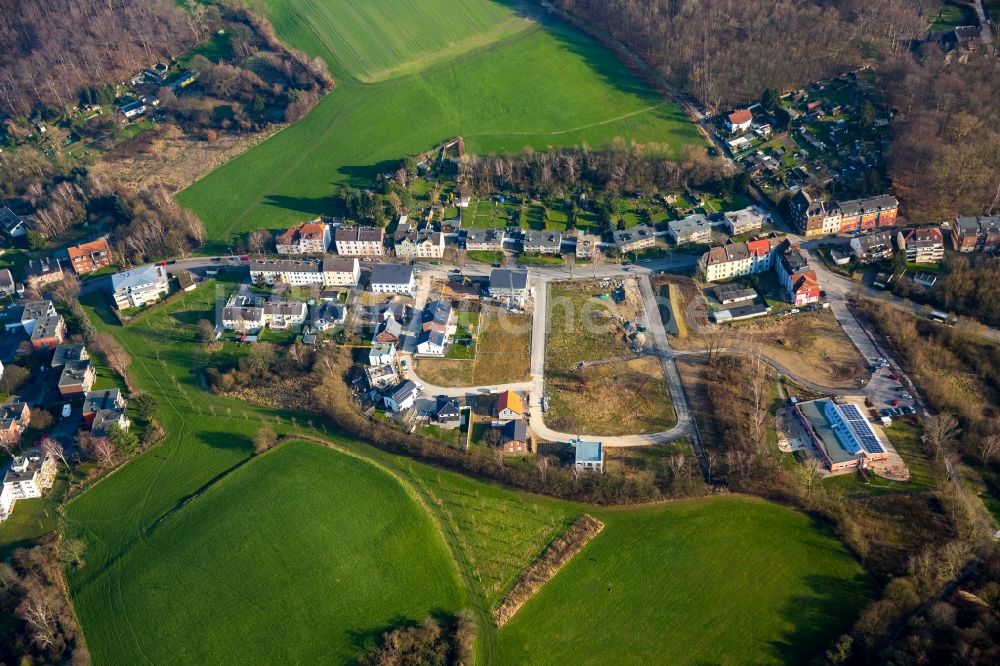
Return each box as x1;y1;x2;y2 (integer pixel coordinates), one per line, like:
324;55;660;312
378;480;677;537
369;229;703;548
110;264;169;310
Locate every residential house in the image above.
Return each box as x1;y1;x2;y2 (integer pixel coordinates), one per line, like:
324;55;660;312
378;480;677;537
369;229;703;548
83;389;127;428
110;264;169;309
575;234;600;259
58;359;96;397
334;227;385;257
370;264;415;295
0;268;16;296
775;244;821;306
118;100;147;119
499;419;528;454
25;257;64;292
0;452;56;523
0;207;28;237
30;314;66;351
372;312;403;345
222;294;265;333
312;302;344;332
262;301;308;329
464;228;505;251
19;300;56;336
667;214;713;245
496;390;524;422
432;396;462;428
522;230;563;255
897;227;945;264
612;225;656;254
723;207;765;236
489;269;529;307
951;216;1000;253
573;440;604;473
416;300;456;356
727;109;753;133
0;402;30;448
51;343;89;368
275;221;330;254
394;227;445;260
384;380;419;413
368;343;396;366
92;408;130;436
850;231;894;264
66;239;113;275
365;364;399;390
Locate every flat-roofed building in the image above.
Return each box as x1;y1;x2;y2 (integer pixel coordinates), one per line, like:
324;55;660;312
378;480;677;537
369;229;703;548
667;214;713;245
612;225;656;253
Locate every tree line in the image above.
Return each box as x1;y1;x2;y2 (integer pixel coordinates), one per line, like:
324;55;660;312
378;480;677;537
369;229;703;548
893;254;1000;327
548;0;930;111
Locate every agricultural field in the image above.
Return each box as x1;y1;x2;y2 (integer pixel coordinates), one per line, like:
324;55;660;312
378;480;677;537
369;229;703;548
60;281;872;664
544;280;674;435
416;308;532;387
178;0;704;248
497;496;874;665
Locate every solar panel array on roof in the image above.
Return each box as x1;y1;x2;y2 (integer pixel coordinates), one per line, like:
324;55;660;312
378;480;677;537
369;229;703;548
838;403;885;454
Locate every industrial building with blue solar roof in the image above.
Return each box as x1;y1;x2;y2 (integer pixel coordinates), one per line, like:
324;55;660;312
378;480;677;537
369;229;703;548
793;398;889;472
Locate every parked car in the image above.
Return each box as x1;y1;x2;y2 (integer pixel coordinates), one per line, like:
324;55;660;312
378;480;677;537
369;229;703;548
889;399;900;406
61;404;71;418
888;373;899;381
880;408;893;417
900;393;912;400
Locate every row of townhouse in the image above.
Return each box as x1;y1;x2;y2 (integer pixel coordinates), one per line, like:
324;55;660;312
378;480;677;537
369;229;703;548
221;293;309;333
249;256;360;288
790;191;899;237
698;239;820;306
393;223;445;260
951;216;1000;253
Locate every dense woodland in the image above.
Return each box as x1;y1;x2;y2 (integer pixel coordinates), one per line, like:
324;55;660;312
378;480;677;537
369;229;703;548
884;50;1000;220
550;0;930;110
0;0;203;117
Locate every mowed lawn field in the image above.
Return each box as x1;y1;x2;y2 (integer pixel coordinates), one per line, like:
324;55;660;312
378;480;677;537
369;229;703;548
63;287;873;663
497;496;875;665
178;0;704;246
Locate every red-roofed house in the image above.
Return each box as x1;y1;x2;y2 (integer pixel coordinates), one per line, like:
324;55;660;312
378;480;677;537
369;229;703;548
275;221;330;254
727;109;753;133
789;271;820;306
496;390;524;422
67;239;113;275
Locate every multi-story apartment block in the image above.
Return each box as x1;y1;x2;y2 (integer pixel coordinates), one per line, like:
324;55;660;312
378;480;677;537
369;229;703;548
612;225;656;253
698;239;777;282
110;264;169;309
951;216;1000;253
850;231;894;264
790;191;898;237
67;239;114;275
667;214;713;245
897;227;945;264
1;453;56;522
393;227;445;259
322;256;360;287
464;228;506;251
275;222;331;254
334;226;385;256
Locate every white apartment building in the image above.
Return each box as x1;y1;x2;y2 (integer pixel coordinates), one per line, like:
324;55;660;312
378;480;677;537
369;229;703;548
394;230;445;259
322;256;360;287
1;453;56;523
110;264;170;309
334;226;385;257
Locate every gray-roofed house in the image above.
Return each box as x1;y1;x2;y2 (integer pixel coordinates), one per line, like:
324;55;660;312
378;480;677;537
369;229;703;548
58;359;96;397
312;302;345;332
667;214;713;245
613;225;656;253
522;230;563;255
368;343;395;366
463;228;506;251
51;343;89;368
262;301;308;329
110;264;169;310
19;300;56;336
488;269;529;306
384;379;419;413
849;231;894;264
372;313;403;345
370;264;415;295
433;396;462;428
713;283;758;305
25;257;64;292
499;419;528;454
0;207;28;237
30;314;65;351
416;300;456;356
723;207;765;235
83;389;126;426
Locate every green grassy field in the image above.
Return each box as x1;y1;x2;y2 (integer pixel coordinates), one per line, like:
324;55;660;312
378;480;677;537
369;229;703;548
497;496;875;665
178;0;704;248
62;283;873;663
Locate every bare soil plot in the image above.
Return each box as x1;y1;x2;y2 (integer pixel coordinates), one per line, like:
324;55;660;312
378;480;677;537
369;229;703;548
415;307;531;387
546;356;675;436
